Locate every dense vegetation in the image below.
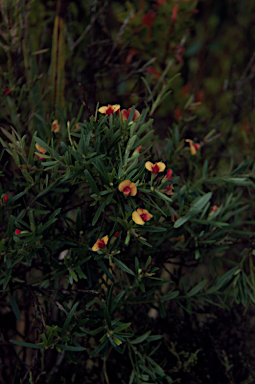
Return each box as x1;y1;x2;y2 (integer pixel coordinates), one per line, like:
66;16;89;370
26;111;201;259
1;1;255;383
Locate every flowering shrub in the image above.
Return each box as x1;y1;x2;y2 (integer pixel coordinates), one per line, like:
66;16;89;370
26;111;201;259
1;102;255;383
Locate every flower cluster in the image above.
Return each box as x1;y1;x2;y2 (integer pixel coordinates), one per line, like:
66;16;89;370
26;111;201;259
99;104;140;122
91;151;176;250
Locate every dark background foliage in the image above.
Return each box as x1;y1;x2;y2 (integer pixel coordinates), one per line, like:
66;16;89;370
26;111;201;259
1;0;255;383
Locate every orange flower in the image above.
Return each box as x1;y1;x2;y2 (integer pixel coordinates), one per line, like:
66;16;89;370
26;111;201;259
35;143;47;160
121;108;140;122
92;235;109;252
51;119;60;133
118;180;137;196
185;139;201;155
98;104;120;116
145;161;166;175
132;208;153;225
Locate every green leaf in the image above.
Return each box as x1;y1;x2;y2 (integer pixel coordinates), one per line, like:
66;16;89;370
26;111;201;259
131;330;151;345
56;344;86;351
8;293;21;322
61;302;79;337
110;290;126;314
102;300;112;328
161;290;179;302
0;239;5;255
90;339;109;358
188;192;213;214
187;279;207;297
84;169;100;196
69;269;78;282
112;257;135;276
207;266;239;293
3;268;12;289
173;215;191;228
9;191;26;203
10;340;44;349
113;323;131;333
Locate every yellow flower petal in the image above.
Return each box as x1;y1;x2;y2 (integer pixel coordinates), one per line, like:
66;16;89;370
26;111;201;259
118;180;131;192
132;211;145;225
102;235;109;245
157;162;166;172
112;104;121;112
118;180;137;196
51;119;60;133
185;139;199;155
35;143;46;154
129;182;137;196
92;235;109;251
145;161;153;171
98;106;108;113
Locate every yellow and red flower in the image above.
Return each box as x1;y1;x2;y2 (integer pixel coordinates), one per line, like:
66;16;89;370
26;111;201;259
185;139;201;155
121;108;140;122
51;119;60;133
145;161;166;175
92;235;109;252
35;143;47;160
132;208;153;225
98;104;120;116
118;180;137;196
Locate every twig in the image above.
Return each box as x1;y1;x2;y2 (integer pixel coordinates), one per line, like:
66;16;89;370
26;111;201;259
27;285;47;329
78;83;93;116
103;346;112;384
104;9;134;65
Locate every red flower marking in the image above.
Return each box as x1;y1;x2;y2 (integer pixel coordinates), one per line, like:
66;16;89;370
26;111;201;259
142;10;156;29
98;239;106;249
166;169;173;180
172;6;178;22
121;108;140;122
136;146;142;152
146;67;161;79
3;194;8;202
113;231;119;238
174;106;181;120
196;90;204;103
15;229;21;235
3;89;11;95
152;164;160;174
